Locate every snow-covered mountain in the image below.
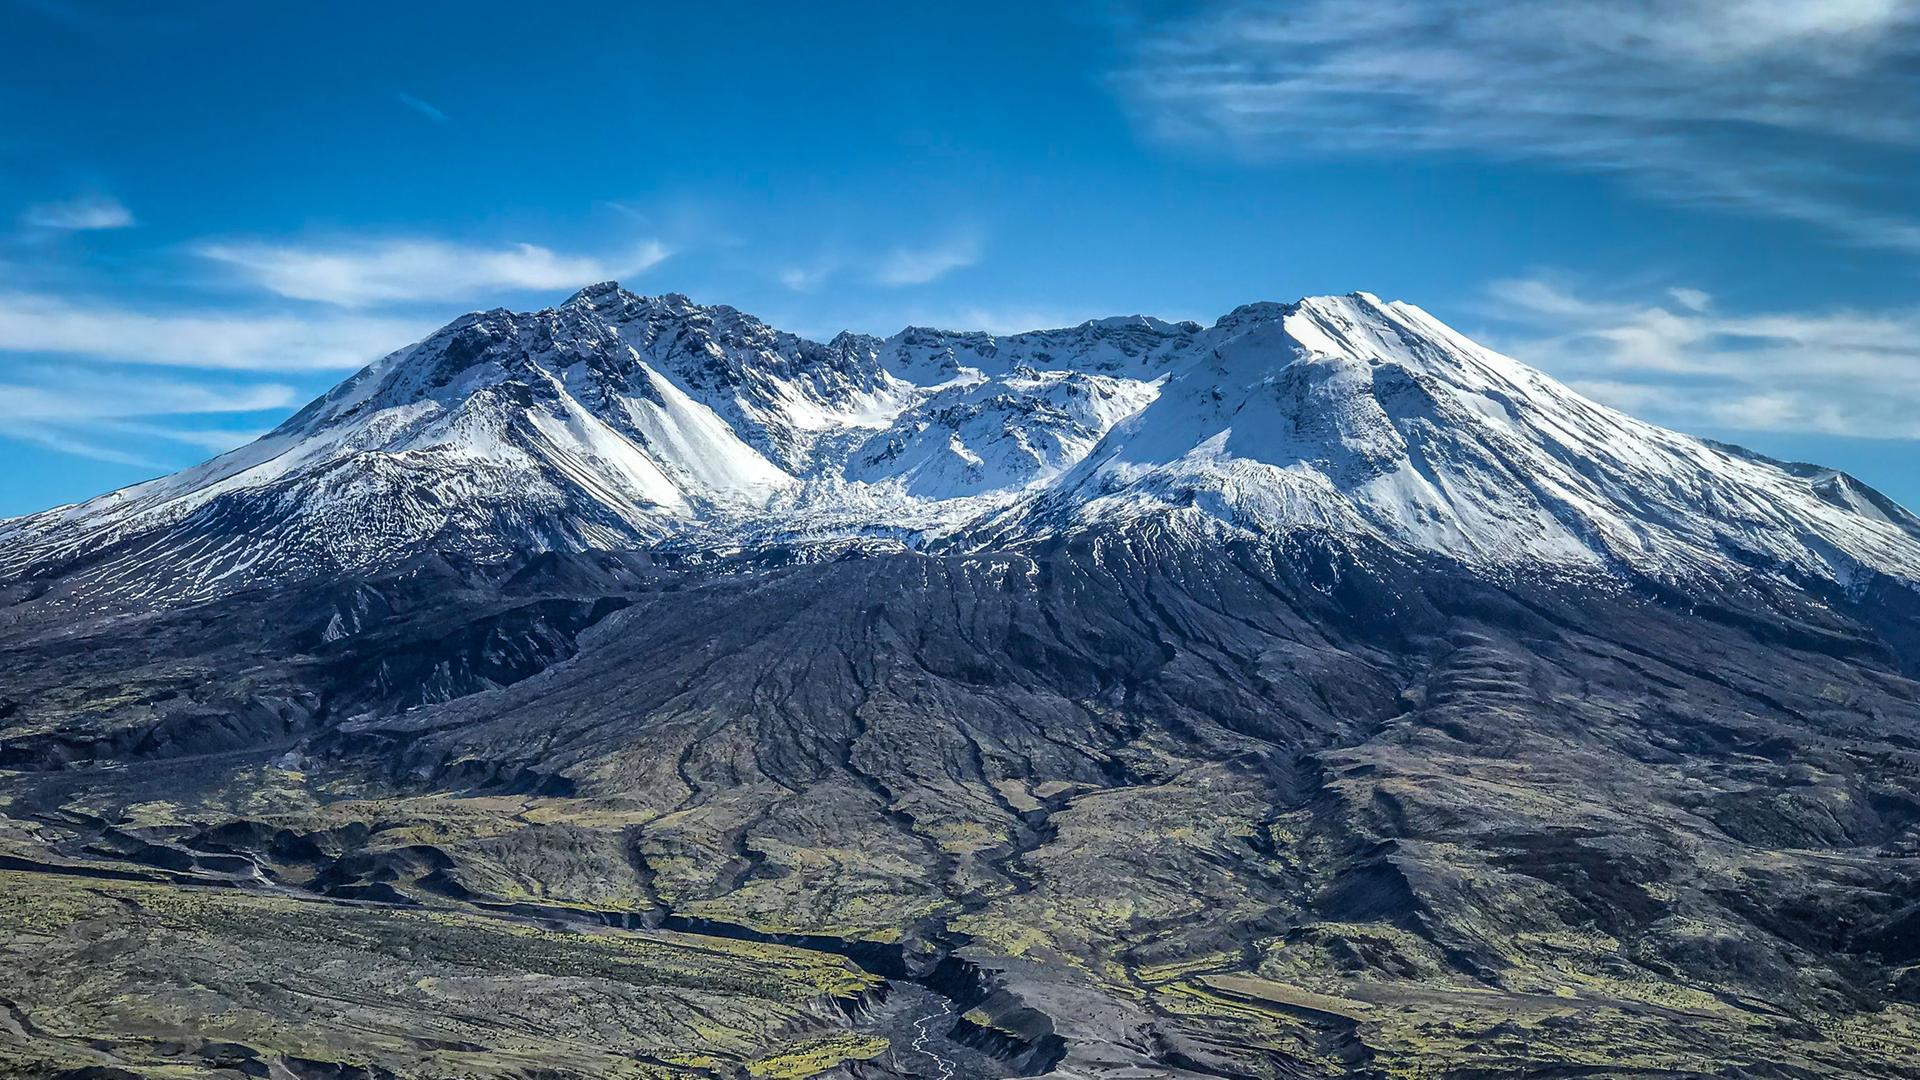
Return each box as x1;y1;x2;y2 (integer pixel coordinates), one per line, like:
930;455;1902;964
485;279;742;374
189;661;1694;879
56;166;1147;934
4;283;1918;603
997;294;1920;588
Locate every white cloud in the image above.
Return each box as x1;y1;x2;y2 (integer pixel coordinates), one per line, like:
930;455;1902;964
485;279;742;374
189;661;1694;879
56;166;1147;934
0;373;299;420
778;257;840;293
21;195;134;231
1120;0;1920;252
5;425;165;470
396;92;448;123
872;236;981;287
0;369;299;469
1482;276;1920;439
1667;287;1713;312
197;237;671;307
98;420;272;453
0;291;429;371
778;231;984;292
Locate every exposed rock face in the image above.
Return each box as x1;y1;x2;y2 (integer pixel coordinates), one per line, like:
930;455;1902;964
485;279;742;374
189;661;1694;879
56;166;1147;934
1;290;1918;1078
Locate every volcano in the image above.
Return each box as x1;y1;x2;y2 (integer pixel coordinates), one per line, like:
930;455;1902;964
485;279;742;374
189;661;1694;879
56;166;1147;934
1;288;1917;1079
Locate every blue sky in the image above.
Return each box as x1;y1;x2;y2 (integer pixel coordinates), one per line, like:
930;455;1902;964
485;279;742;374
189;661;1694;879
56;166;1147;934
3;0;1919;516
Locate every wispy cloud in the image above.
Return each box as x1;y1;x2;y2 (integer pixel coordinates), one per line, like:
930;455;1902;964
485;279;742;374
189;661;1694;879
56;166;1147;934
395;92;448;124
0;368;299;468
0;291;429;370
1482;276;1920;439
95;420;273;453
872;235;981;287
21;194;134;231
197;237;671;307
5;425;166;470
776;232;984;292
1667;287;1713;313
1119;0;1920;251
0;372;297;420
777;257;840;293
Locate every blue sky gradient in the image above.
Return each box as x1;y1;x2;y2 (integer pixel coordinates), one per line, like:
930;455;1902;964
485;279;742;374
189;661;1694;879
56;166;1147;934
3;0;1917;515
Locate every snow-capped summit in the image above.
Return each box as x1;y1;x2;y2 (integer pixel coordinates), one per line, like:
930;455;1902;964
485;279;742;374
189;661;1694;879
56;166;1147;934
3;285;1917;604
1002;293;1920;589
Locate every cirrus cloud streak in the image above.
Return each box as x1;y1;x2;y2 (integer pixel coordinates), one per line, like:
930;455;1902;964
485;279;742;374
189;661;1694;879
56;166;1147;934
1483;276;1920;439
197;237;672;307
21;195;135;231
0;367;302;471
1120;0;1920;252
0;291;431;371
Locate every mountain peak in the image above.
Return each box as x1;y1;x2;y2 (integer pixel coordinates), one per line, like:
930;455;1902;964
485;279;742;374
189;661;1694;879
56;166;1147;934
4;287;1917;605
561;279;628;308
558;282;715;318
1210;299;1298;331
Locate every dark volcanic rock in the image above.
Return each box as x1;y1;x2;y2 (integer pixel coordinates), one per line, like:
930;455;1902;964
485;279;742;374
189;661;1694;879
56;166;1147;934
2;520;1917;1077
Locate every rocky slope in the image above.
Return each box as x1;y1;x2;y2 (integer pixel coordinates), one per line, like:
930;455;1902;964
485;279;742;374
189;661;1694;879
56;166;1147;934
1;288;1918;1079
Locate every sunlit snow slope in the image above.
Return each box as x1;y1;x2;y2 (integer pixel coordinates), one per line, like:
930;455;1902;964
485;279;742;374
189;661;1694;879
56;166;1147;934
3;284;1916;603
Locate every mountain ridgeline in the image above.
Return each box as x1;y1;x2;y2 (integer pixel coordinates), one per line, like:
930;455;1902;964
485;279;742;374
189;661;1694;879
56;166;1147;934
1;287;1917;1079
4;284;1917;606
